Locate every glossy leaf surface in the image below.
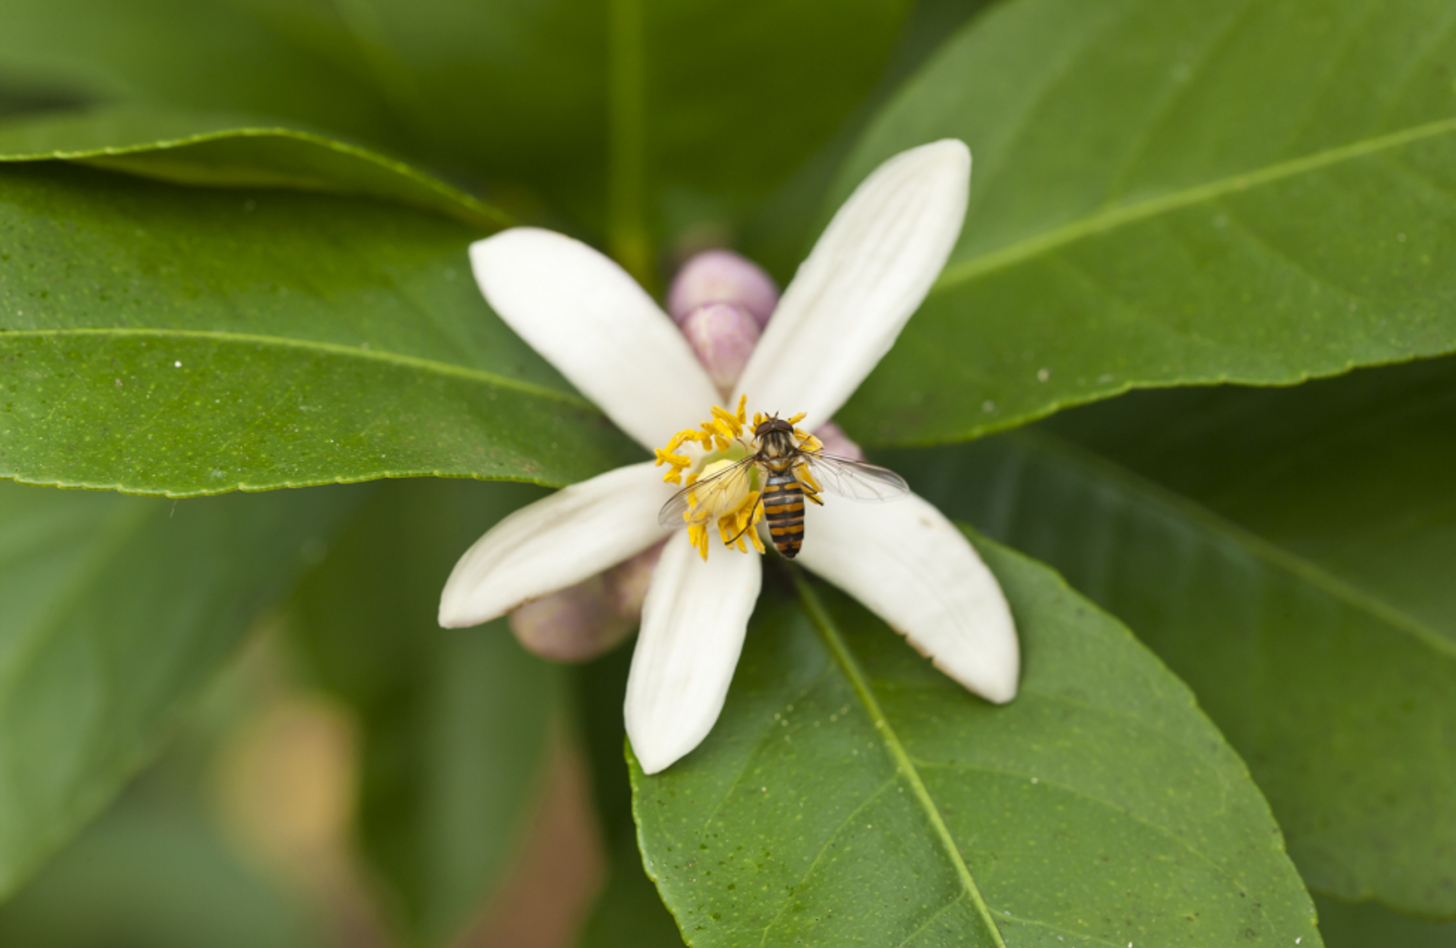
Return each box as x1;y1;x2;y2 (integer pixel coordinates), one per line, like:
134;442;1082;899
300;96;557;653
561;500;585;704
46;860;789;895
632;543;1320;947
902;406;1456;916
291;478;559;947
0;106;505;227
832;0;1456;445
0;163;637;496
0;479;361;898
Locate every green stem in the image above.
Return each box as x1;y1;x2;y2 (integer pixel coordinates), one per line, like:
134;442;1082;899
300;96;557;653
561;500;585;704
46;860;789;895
608;0;654;293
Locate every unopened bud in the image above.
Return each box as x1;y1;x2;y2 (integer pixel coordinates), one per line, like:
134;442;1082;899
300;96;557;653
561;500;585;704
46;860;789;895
509;578;632;663
667;249;779;329
814;421;865;461
602;541;665;623
681;303;761;394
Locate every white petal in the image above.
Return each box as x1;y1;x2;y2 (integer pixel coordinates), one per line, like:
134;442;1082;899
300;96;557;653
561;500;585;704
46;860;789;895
626;539;762;774
439;462;670;628
796;492;1018;703
471;228;722;450
733;140;970;428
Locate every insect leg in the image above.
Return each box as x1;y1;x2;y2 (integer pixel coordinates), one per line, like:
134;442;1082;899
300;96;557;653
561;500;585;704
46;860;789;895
726;491;765;551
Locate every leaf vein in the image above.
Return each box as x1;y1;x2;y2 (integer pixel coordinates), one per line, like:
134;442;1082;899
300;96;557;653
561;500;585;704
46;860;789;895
935;115;1456;289
794;574;1008;948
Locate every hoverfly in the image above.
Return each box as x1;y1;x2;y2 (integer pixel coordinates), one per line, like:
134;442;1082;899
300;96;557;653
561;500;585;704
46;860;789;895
657;415;909;558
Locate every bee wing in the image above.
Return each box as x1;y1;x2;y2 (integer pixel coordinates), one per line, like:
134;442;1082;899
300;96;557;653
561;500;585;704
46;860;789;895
798;452;909;502
658;456;759;528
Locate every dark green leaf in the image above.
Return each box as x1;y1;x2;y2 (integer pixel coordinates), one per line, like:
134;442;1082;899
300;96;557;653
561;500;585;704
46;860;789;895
0;0;912;248
0;0;400;148
575;649;687;948
900;420;1456;917
0;799;314;948
832;0;1456;445
291;478;559;947
0;163;637;496
631;542;1320;947
0;479;362;898
742;0;1000;283
1315;896;1456;948
1038;356;1456;641
0;106;506;227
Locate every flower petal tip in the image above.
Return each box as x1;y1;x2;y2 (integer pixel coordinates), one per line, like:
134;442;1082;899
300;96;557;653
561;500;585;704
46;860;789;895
628;734;687;777
436;577;504;630
937;649;1020;706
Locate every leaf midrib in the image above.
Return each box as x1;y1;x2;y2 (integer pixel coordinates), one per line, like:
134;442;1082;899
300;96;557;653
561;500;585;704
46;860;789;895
934;114;1456;290
0;327;591;409
792;573;1007;948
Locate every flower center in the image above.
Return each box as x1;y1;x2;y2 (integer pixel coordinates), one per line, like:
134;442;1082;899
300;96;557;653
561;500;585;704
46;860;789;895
653;396;824;560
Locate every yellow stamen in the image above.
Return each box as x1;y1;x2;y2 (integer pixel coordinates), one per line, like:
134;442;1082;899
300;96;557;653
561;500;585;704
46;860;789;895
786;412;806;425
655;398;813;560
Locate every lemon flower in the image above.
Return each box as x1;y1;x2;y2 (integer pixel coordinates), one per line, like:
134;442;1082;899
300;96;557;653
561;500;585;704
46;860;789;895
439;140;1018;774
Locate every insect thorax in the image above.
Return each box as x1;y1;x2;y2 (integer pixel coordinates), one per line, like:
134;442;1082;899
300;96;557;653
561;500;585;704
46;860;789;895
757;428;797;463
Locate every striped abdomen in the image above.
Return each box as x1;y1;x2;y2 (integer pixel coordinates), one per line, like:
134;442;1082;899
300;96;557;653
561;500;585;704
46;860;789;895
762;470;805;558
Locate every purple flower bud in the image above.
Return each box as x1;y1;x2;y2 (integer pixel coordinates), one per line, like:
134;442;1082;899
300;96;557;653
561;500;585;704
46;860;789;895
814;421;865;461
667;249;779;328
681;303;761;394
603;541;665;622
509;579;632;663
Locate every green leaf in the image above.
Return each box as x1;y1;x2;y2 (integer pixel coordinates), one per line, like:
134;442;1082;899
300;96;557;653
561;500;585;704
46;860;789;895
832;0;1456;446
1315;896;1456;948
0;479;362;898
899;421;1456;917
742;0;1001;282
0;0;401;149
0;105;507;228
290;478;560;947
631;542;1321;948
1037;356;1456;641
0;162;637;496
0;0;912;249
575;649;688;948
0;799;314;948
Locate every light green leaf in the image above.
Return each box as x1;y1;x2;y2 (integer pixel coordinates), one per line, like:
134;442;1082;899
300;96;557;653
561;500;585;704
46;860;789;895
0;105;506;227
831;0;1456;445
900;415;1456;916
290;478;559;947
0;163;637;496
0;479;362;899
631;543;1321;948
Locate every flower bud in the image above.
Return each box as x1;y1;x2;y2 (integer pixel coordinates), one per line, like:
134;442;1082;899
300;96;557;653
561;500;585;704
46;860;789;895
602;541;665;623
814;421;865;461
509;579;632;663
680;303;761;394
667;249;779;328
